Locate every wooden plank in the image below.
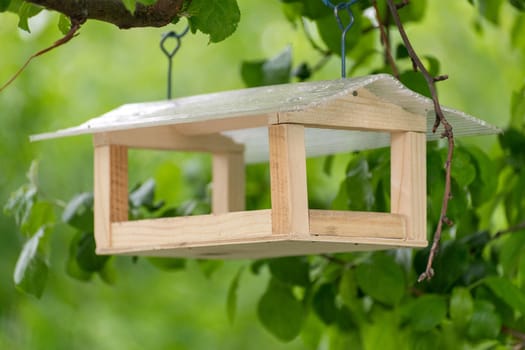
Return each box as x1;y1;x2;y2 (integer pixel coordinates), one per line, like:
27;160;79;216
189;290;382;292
174;114;279;135
391;132;426;241
109;210;272;249
277;88;425;133
94;144;128;248
268;124;309;235
93;126;243;153
309;210;405;239
212;152;245;214
99;225;426;259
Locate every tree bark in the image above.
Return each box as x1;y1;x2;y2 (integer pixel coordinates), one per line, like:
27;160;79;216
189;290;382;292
27;0;186;29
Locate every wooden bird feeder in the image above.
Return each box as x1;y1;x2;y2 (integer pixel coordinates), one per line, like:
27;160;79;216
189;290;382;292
32;74;498;259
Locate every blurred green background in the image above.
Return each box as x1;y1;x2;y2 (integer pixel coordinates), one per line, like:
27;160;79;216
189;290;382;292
0;0;522;348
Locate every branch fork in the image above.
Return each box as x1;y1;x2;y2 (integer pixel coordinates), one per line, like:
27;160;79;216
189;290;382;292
385;0;455;282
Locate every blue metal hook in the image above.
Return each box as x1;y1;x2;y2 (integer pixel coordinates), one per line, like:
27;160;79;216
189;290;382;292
322;0;359;78
160;23;190;99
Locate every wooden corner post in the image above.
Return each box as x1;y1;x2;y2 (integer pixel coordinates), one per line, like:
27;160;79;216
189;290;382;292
94;144;128;249
212;151;245;214
390;132;426;242
269;124;309;236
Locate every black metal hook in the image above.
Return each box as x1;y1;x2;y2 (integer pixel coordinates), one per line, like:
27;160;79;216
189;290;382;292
160;24;189;99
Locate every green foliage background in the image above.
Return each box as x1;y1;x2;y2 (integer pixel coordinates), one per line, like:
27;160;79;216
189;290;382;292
1;0;525;348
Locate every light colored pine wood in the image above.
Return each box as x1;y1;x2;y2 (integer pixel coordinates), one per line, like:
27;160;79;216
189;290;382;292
97;208;425;258
98;237;427;259
212;152;245;214
277;88;425;133
174;114;279;135
309;210;405;239
93;126;243;153
390;132;426;242
269;124;309;235
94;144;128;248
109;210;273;249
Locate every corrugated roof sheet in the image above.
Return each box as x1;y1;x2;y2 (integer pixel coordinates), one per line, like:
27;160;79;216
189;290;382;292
31;74;499;163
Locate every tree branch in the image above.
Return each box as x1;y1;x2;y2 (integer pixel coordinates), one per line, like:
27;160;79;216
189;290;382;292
27;0;186;29
493;221;525;240
372;0;399;78
0;18;84;93
385;0;455;282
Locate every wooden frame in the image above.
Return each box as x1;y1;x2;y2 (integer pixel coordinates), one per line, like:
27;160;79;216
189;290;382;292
93;101;427;259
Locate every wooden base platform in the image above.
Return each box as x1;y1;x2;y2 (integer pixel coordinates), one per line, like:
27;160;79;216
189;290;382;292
96;210;427;259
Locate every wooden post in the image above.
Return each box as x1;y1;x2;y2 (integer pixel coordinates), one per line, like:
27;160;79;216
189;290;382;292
212;152;245;214
390;132;426;241
269;124;309;235
94;144;128;249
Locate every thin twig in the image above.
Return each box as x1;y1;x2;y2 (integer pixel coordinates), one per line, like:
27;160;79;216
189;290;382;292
0;19;84;93
502;326;525;349
372;0;399;78
385;0;454;282
493;221;525;240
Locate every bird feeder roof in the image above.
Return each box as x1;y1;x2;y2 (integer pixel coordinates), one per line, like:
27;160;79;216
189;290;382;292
31;74;499;163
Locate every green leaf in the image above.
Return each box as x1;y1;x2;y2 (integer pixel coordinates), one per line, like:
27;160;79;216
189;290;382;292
500;128;525;170
450;147;476;188
467;300;501;340
402;295;447;332
424;56;441;77
21;201;55;237
512;14;525;54
464;145;498;206
137;0;157;5
62;192;94;232
147;257;186;271
282;0;331;19
197;260;223;278
510;0;525;11
398;0;427;23
510;84;525;129
13;227;48;298
450;287;474;329
58;14;71;35
399;70;430;98
75;232;109;272
268;256;310;287
122;0;137;14
355;253;405;306
498;231;525;277
484;276;525;314
187;0;240;43
313;283;338;325
4;184;37;230
129;178;157;209
0;0;11;12
227;267;243;324
241;46;292;87
281;2;303;23
340;155;375;211
98;261;117;285
339;268;358;307
375;0;427;24
300;313;324;350
396;44;409;59
257;279;305;342
476;0;504;24
17;2;42;32
415;240;469;292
